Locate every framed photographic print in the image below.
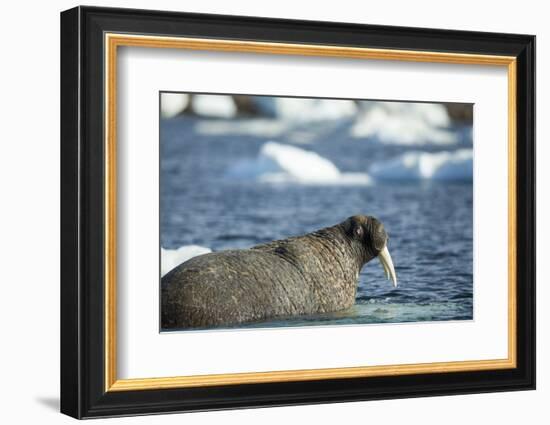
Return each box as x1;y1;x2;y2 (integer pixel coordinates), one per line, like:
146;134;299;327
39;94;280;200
60;6;535;419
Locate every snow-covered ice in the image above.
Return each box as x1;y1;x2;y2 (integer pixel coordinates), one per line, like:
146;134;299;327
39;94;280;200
351;102;458;145
369;149;473;181
226;142;371;185
161;245;212;277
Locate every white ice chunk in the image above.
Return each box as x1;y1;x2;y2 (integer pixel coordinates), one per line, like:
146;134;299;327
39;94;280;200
161;245;212;277
351;103;457;145
226;141;371;186
160;93;189;119
370;149;473;181
193;95;237;119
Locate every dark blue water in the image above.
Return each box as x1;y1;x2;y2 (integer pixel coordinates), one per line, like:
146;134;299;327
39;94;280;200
160;117;473;328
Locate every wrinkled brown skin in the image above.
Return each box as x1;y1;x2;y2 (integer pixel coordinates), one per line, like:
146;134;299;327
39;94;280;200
161;215;388;329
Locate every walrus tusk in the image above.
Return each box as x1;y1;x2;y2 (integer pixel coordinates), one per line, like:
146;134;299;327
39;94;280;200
378;245;397;287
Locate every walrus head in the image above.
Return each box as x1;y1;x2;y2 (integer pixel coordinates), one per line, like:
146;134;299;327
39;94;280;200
342;215;398;287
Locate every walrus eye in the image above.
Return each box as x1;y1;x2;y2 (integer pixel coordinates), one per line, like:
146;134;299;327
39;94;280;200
354;226;364;238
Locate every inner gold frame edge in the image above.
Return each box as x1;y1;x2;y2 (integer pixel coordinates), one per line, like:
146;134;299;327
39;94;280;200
104;33;518;392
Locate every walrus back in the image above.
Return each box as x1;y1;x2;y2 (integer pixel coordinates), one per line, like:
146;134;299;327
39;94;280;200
161;249;315;329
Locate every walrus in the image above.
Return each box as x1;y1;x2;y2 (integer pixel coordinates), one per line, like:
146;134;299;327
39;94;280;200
161;215;397;329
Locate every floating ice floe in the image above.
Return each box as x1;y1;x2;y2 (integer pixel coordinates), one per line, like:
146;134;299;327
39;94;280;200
161;245;212;277
160;93;190;119
226;141;371;185
195;98;357;139
351;102;458;145
255;97;357;122
369;149;473;181
192;95;237;119
161;93;238;119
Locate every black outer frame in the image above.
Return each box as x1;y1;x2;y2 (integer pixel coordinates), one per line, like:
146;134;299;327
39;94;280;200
60;5;536;419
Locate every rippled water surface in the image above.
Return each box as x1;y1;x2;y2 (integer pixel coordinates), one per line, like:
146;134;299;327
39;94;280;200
160;117;473;329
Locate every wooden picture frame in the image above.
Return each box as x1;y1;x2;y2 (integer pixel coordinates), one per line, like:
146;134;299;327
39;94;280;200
60;5;535;419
